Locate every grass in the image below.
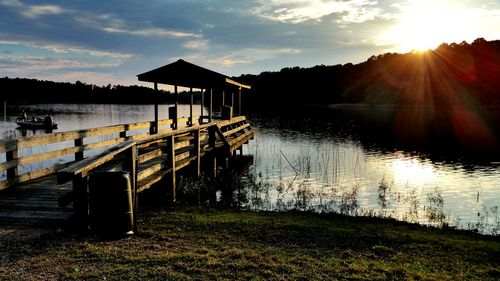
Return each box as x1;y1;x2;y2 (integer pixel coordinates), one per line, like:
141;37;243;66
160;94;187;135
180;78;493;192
1;209;499;280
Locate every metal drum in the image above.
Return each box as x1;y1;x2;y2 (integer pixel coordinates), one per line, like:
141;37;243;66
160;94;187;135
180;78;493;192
89;171;134;237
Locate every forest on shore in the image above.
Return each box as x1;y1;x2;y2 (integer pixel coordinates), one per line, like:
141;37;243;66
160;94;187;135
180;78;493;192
1;38;499;107
239;37;500;108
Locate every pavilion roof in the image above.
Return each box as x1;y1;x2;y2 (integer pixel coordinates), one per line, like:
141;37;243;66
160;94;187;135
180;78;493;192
137;59;251;90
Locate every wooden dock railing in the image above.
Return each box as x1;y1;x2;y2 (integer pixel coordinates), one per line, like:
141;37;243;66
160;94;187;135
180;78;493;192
54;116;253;230
0;115;202;190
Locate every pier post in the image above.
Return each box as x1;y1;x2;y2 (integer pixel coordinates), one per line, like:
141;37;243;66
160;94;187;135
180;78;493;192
208;126;217;178
167;135;176;202
193;129;201;177
124;145;138;221
73;175;89;233
6;145;18;182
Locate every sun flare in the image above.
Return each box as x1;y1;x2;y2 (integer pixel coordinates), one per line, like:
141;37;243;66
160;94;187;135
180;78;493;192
379;1;477;52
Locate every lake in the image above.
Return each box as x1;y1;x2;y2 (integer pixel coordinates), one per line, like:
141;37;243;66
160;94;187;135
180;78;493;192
1;103;499;234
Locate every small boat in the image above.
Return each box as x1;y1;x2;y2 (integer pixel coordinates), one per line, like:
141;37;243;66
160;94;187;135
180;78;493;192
16;116;58;129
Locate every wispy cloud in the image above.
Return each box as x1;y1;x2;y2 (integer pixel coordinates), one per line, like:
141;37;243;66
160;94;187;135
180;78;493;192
0;55;119;71
183;40;209;50
21;4;65;18
0;0;66;18
184;47;301;68
0;40;133;60
251;0;383;23
102;27;200;39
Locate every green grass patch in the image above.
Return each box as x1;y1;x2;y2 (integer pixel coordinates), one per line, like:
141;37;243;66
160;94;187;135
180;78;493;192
1;209;499;280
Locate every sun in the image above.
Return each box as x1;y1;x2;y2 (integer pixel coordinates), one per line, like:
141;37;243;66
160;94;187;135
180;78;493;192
378;1;476;52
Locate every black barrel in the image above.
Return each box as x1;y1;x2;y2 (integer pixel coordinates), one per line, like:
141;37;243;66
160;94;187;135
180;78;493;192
89;171;134;237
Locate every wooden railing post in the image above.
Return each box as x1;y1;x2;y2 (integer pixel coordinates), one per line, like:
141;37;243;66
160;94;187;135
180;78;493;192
6;144;18;182
169;106;177;130
74;138;84;161
167;135;176;202
124;144;138;226
208;126;217;178
72;175;89;233
193;129;201;177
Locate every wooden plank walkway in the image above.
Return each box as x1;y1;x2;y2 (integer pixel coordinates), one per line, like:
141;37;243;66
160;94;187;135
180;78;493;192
0;116;254;228
0;175;72;225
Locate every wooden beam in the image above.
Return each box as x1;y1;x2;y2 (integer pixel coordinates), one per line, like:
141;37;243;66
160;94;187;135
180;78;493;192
58;141;136;184
225;78;251;89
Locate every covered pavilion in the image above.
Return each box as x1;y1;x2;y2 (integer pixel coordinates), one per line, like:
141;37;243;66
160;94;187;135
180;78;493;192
137;59;251;133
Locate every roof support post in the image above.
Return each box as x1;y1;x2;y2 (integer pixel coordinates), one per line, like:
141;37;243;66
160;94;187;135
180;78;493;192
231;91;234;109
174;85;178;130
189;87;193;126
238;87;242;117
152;82;159;134
200;89;205;124
209;89;213;123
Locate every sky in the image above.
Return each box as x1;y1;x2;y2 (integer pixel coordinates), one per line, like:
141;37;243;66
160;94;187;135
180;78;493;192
0;0;499;87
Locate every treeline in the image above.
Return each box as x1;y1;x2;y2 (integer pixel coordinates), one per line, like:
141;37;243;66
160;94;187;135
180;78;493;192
1;38;499;107
0;78;197;104
238;38;500;107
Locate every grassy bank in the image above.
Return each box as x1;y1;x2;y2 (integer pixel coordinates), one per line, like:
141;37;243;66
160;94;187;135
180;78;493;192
1;209;499;280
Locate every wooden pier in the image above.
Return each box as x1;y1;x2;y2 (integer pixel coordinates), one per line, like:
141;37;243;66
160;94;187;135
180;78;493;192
0;115;253;226
0;59;253;228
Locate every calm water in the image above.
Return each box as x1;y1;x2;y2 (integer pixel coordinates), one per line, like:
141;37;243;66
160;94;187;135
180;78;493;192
1;104;499;234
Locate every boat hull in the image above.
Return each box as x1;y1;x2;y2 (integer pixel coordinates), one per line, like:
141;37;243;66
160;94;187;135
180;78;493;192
16;121;58;129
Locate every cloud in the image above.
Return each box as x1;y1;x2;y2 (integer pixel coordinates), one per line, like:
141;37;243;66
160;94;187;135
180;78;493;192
0;40;133;60
21;4;65;18
251;0;383;24
183;40;209;50
102;27;200;39
0;0;66;19
0;55;119;73
183;47;301;68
